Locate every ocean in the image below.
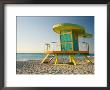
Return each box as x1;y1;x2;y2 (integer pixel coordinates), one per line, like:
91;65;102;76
16;53;94;61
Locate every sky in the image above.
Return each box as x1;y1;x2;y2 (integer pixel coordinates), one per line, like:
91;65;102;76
17;16;94;53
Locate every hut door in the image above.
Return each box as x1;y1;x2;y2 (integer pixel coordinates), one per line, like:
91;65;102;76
60;33;73;51
65;43;73;51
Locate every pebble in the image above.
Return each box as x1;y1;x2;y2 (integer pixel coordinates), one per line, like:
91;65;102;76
16;58;94;74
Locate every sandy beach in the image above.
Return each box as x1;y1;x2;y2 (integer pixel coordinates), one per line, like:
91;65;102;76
16;57;94;74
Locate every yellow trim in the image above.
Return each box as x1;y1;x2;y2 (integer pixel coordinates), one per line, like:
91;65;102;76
71;31;74;50
61;42;73;44
62;32;72;35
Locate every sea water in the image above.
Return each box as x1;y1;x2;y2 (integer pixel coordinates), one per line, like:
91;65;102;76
16;53;94;61
16;53;45;61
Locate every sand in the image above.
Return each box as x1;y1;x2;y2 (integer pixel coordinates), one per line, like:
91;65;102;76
16;58;94;74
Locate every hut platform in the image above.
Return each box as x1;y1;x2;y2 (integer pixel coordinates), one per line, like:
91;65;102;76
44;51;89;54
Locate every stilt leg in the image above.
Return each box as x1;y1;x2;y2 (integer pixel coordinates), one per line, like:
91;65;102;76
55;54;58;64
71;56;77;65
41;54;50;63
84;55;93;64
68;55;76;65
69;55;72;62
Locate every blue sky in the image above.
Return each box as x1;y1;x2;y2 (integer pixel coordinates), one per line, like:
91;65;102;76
17;16;94;53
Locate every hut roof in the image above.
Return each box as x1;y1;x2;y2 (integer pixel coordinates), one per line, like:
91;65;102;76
53;23;92;37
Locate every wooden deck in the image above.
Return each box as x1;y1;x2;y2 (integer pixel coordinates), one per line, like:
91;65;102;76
44;51;89;54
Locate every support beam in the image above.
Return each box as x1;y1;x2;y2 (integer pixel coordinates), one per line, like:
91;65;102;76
41;54;50;63
69;55;72;62
84;55;93;64
71;56;77;65
55;54;58;64
69;55;76;65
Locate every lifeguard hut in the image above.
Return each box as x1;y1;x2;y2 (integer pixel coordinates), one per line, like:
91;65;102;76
41;23;92;65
